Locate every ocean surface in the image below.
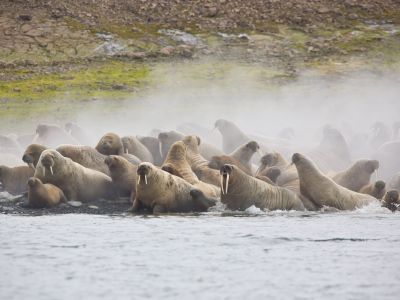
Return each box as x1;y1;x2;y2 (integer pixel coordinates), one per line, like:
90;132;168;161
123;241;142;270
1;203;399;300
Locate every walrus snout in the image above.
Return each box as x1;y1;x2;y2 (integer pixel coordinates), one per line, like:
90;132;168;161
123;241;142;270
265;167;281;183
366;160;379;173
260;153;276;166
386;190;399;203
41;154;55;175
22;153;32;164
158;132;168;141
27;177;39;187
220;164;233;176
104;156;114;167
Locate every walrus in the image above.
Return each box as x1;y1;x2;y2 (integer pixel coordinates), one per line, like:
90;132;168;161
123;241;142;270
292;153;377;210
33;123;79;148
27;177;66;208
65;122;93;145
307;125;352;173
22;144;48;168
158;130;222;161
369;121;391;151
137;136;163;166
214;119;250;153
374;141;400;181
219;164;305;211
35;149;115;202
331;159;380;192
95;132;141;165
382;190;399;212
182;135;221;186
0;134;22;154
208;141;260;175
161;141;219;198
105;155;137;198
23;144;111;175
263;166;281;184
0;165;34;195
121;136;153;163
359;180;386;200
129;162;216;214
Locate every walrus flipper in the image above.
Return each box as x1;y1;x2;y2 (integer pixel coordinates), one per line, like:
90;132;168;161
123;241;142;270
190;189;217;211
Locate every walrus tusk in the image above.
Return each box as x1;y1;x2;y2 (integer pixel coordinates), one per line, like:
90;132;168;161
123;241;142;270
138;176;141;184
28;163;35;170
50;166;54;175
255;166;263;176
375;169;379;181
145;174;148;185
43;167;46;177
220;175;225;195
225;173;229;194
125;147;128;154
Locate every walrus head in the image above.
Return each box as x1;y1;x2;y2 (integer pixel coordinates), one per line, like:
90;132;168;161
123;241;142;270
219;164;234;195
265;166;281;183
382;190;399;212
214;119;227;131
22;144;47;169
137;163;152;185
35;124;49;137
365;160;379;174
65;122;80;135
27;177;42;188
40;150;56;176
374;180;386;191
96;133;123;155
260;152;280;167
104;155;121;170
291;153;302;165
208;156;224;170
245;141;260;153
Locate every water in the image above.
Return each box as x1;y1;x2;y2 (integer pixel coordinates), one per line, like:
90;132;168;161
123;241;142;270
1;207;399;300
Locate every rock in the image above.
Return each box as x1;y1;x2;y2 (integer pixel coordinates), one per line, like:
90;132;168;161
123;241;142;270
348;13;358;20
111;84;127;90
159;46;175;56
18;15;32;21
68;201;82;207
26;29;43;37
88;205;98;209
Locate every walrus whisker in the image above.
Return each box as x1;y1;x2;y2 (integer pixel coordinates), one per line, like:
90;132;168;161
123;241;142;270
145;174;148;185
50;166;54;176
220;175;225;195
225;173;229;194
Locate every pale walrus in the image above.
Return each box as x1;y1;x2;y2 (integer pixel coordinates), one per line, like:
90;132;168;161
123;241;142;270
105;155;137;198
95;133;141;165
121;136;153;163
214;119;250;153
137;136;163;166
33;123;79;148
382;190;399;212
292;153;377;210
0;165;34;195
27;177;67;208
182;135;221;186
22;144;48;168
129;162;217;214
359;180;386;200
219;164;305;211
331;159;380;192
158;130;223;161
161;141;219;198
35;149;115;202
389;172;400;190
65;122;93;145
209;141;260;175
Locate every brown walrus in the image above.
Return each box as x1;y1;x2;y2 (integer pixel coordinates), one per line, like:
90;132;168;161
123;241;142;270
129;162;216;214
137;136;163;166
331;159;379;192
214;119;250;153
359;180;386;200
292;153;377;210
219;164;305;211
95;133;141;165
0;165;34;195
389;172;400;190
27;177;67;208
65;122;94;145
382;190;399;212
161;141;219;198
33;123;79;148
208;141;260;175
105;155;137;198
121;136;154;163
182;135;220;186
23;144;111;176
22;144;48;168
35;149;115;202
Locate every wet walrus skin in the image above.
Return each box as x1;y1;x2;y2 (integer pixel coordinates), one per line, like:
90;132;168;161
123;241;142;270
129;162;216;214
292;153;377;210
27;177;67;208
219;164;305;211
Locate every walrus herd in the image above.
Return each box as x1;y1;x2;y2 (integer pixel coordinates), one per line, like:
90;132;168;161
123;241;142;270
1;120;399;213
